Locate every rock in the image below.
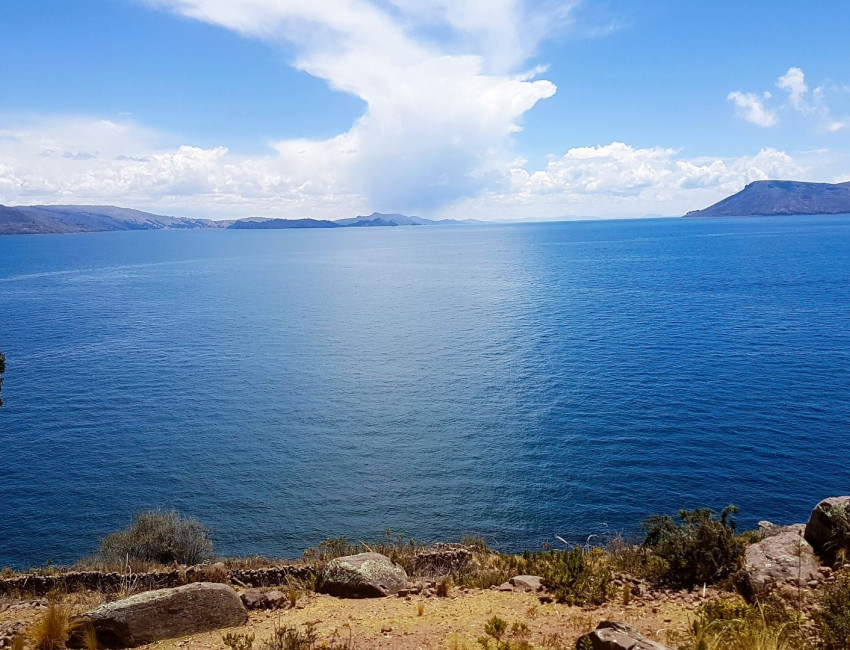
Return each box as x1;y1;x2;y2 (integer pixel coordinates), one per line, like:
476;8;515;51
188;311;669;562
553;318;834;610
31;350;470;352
575;621;669;650
805;496;850;564
497;582;514;592
737;525;821;601
509;575;542;591
265;590;287;609
240;588;268;610
317;553;408;598
77;582;247;647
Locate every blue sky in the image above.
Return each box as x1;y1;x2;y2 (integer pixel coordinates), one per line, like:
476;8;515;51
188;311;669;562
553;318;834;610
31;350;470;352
1;0;849;220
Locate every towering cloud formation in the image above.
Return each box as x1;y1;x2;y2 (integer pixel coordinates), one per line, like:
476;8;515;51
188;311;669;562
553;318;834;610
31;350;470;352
146;0;558;211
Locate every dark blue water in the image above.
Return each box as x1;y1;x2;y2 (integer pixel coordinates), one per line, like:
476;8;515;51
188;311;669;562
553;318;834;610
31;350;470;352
1;216;849;569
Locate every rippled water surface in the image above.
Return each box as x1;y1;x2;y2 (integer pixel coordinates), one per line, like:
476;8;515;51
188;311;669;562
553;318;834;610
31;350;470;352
1;216;849;568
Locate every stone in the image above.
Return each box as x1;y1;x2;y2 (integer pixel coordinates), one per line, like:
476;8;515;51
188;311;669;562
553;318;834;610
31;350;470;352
509;575;542;591
805;496;850;564
77;582;247;647
265;590;287;609
575;621;669;650
240;588;269;609
497;582;514;591
316;553;408;598
737;525;821;601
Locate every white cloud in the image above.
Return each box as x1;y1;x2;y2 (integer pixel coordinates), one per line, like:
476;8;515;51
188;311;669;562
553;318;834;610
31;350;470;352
727;91;778;127
777;66;809;111
0;117;369;218
139;0;559;212
731;67;850;132
0;119;819;221
442;142;805;220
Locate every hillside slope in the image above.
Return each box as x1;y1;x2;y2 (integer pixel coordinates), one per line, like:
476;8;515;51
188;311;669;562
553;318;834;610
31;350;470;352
686;180;850;217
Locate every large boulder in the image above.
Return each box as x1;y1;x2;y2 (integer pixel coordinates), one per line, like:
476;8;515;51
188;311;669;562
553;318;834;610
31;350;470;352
77;582;247;647
317;552;408;598
737;525;821;601
805;496;850;564
509;575;542;591
575;621;669;650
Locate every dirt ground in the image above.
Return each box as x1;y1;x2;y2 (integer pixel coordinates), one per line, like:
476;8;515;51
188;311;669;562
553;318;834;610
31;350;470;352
1;585;713;650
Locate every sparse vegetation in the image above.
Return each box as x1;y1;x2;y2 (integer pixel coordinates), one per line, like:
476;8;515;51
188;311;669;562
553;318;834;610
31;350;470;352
28;601;74;650
261;622;353;650
641;506;746;587
96;510;213;566
814;573;850;650
672;597;805;650
526;547;614;606
223;632;255;650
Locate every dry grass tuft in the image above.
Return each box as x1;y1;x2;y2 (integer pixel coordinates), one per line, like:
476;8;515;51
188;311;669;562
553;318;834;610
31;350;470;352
28;601;74;650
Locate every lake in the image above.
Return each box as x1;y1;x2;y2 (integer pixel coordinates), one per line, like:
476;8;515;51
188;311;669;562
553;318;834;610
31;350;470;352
1;216;849;569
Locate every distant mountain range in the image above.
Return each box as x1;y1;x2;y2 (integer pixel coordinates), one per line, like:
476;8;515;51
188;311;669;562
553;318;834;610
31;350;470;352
0;206;483;235
686;180;850;217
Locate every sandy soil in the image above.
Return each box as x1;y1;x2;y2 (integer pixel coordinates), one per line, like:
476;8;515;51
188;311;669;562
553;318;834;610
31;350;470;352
2;586;712;649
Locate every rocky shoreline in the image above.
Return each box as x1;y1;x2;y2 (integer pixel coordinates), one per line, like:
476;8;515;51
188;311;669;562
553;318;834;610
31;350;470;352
2;496;850;650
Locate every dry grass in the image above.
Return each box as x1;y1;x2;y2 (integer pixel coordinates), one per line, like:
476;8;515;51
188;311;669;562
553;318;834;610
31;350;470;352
28;601;74;650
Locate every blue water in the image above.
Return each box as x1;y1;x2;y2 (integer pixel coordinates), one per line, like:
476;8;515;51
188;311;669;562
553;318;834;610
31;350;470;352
1;216;849;569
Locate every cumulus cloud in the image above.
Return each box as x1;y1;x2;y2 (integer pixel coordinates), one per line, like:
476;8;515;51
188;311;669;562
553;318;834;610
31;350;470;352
0;117;369;217
730;67;850;132
139;0;559;212
442;142;805;220
777;66;809;111
727;91;778;127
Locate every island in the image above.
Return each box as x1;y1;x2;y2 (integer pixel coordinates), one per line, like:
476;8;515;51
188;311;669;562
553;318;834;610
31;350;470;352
685;179;850;217
0;207;482;236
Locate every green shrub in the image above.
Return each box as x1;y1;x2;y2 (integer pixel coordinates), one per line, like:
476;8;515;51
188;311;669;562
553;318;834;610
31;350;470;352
477;616;534;650
676;598;804;650
641;506;746;587
97;510;213;566
262;622;353;650
814;574;850;650
528;547;613;606
822;503;850;565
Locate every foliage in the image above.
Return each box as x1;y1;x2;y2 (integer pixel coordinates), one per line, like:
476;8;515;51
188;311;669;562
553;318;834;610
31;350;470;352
81;625;99;650
476;616;534;650
97;510;213;566
28;601;74;650
641;506;746;587
675;598;804;650
528;547;614;606
302;530;424;574
814;574;850;650
223;632;255;650
606;535;669;583
436;575;453;597
261;622;353;650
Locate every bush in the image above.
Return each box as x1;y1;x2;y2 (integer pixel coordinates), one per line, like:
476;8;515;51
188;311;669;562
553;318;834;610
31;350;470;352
261;622;353;650
814;574;850;650
528;547;613;606
641;506;746;587
97;510;213;566
28;601;73;650
677;598;803;650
